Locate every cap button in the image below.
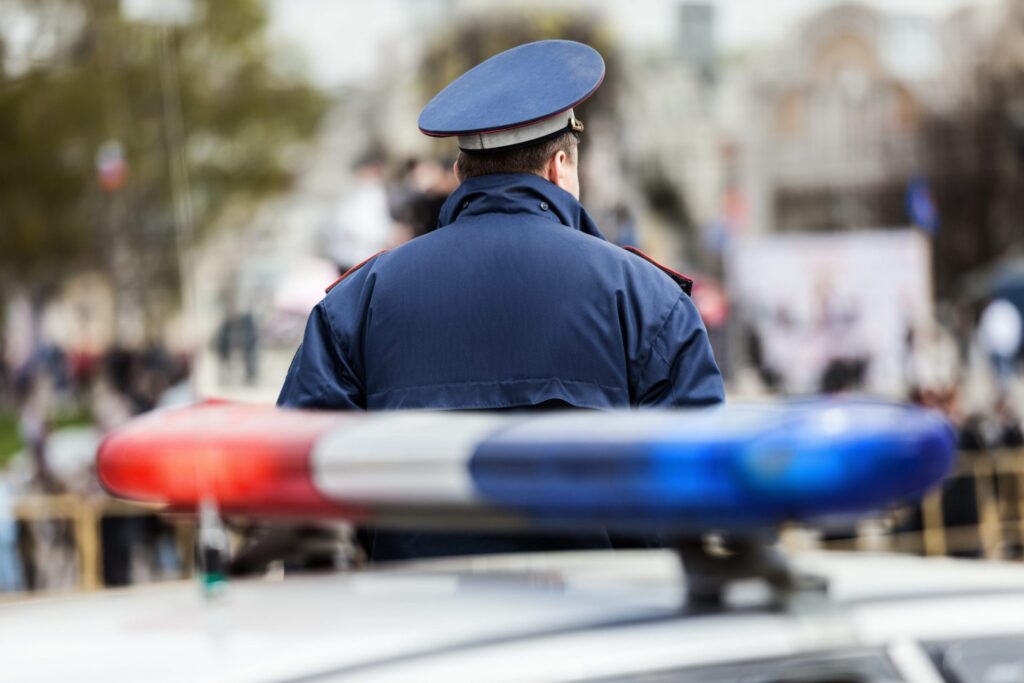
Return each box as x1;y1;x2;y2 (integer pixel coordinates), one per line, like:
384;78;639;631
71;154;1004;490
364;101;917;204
539;201;549;211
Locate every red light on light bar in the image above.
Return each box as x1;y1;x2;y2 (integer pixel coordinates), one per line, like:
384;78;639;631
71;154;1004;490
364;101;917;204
97;403;360;518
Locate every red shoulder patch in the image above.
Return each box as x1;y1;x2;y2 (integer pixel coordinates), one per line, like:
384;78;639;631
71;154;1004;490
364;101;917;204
622;246;693;296
325;250;388;293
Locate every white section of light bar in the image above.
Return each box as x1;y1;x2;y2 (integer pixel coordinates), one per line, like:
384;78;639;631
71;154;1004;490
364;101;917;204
310;413;509;504
457;109;575;151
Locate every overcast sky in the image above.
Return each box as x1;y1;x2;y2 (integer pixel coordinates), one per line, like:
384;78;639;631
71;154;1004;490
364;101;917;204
267;0;998;89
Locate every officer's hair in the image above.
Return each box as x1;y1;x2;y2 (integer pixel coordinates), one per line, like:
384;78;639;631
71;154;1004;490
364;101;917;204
455;131;579;180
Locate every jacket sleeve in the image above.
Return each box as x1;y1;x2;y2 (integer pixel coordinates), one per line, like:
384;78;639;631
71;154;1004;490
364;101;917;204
634;292;725;408
277;301;365;410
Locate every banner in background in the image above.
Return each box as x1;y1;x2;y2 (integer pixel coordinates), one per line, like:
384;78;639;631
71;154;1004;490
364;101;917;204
726;229;933;396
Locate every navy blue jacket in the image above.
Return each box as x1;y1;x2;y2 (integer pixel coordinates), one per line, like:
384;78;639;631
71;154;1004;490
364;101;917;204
279;173;724;559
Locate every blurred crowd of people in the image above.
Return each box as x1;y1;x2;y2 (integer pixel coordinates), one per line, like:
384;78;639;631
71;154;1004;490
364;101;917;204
0;341;191;592
320;153;459;274
903;299;1024;451
0;151;467;591
740;290;1024;559
740;288;1024;449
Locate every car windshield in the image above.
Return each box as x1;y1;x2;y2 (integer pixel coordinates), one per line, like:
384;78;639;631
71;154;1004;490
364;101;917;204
929;637;1024;683
583;650;906;683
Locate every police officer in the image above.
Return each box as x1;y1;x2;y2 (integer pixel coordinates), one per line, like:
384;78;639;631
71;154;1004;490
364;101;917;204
279;40;724;561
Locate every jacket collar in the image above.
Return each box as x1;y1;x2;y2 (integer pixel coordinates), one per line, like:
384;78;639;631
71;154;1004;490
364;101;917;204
437;173;606;240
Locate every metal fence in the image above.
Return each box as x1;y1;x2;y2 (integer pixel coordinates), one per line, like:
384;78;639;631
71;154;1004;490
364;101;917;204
4;496;195;596
785;450;1024;559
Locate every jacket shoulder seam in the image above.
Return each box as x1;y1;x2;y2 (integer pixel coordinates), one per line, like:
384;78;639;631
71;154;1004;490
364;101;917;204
325;250;388;293
621;246;693;295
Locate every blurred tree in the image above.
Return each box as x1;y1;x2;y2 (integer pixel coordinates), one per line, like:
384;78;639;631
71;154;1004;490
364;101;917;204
920;0;1024;298
0;0;326;334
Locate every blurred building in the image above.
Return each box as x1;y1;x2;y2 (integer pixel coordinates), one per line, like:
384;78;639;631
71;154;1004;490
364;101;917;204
739;3;955;234
616;2;724;255
678;2;716;85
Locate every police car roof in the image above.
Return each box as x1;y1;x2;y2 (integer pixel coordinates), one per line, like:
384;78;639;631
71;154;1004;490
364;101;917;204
3;550;1024;682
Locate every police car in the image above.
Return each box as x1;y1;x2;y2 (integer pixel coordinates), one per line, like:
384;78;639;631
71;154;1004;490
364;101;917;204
3;400;1024;683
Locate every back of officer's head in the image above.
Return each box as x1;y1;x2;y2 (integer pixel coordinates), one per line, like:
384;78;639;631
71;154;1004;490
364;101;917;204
453;131;580;196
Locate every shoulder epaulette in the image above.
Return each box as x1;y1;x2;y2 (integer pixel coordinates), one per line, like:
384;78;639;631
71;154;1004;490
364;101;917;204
622;246;693;296
325;250;388;294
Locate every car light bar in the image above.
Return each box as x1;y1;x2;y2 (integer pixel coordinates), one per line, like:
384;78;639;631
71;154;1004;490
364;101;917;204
97;400;956;532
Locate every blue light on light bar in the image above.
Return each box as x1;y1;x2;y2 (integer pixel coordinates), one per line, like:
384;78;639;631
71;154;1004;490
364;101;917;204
469;400;956;532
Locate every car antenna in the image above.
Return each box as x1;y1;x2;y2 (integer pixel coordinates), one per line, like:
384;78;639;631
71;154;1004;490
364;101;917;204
197;497;229;598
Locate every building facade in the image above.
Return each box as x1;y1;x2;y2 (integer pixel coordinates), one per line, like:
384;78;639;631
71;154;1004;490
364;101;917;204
740;3;950;235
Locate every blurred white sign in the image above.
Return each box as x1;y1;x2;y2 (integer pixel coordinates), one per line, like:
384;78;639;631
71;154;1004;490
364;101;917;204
727;229;933;396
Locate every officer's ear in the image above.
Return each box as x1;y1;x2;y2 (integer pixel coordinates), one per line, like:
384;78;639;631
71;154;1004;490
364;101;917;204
545;150;579;200
453;159;464;183
544;151;565;185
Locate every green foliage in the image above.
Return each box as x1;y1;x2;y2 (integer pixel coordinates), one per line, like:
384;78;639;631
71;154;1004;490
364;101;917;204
0;67;99;284
0;413;20;466
0;0;327;298
0;408;94;468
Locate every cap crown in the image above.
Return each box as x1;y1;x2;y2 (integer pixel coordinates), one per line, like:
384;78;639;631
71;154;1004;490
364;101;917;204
418;40;605;138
